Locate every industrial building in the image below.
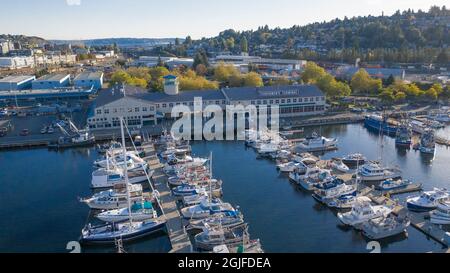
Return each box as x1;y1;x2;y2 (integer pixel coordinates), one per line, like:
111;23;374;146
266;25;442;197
32;73;71;90
87;75;325;130
0;75;36;91
212;54;307;72
0;56;34;69
74;71;104;90
334;66;406;80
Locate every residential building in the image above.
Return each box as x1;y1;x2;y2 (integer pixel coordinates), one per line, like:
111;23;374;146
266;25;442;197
74;71;104;90
32;73;71;89
0;75;36;91
0;56;34;69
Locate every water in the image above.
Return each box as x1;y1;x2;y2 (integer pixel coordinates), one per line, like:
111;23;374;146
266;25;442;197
0;123;448;252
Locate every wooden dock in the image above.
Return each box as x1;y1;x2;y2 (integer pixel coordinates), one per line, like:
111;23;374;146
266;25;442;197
145;145;193;253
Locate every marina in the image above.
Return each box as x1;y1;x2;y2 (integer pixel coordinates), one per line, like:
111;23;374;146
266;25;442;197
1;122;450;253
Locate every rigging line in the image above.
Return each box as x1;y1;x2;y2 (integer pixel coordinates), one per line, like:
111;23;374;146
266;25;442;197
122;122;166;219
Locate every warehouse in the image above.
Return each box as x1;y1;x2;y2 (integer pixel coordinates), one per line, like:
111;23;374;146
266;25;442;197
0;75;36;91
74;71;104;90
32;73;71;90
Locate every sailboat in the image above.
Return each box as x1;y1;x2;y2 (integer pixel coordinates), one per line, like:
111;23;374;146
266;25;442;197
80;117;166;245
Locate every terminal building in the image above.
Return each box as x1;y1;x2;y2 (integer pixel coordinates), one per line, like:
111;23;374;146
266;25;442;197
0;75;36;91
32;73;71;89
87;75;326;130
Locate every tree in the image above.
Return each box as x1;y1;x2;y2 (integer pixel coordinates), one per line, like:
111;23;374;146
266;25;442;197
350;69;381;94
195;64;207;76
240;36;248;53
435;49;449;64
379;89;395;103
184;36;192;46
175;38;180;46
243;72;263;87
193;50;209;68
301;62;327;83
213;62;240;82
384;74;395;86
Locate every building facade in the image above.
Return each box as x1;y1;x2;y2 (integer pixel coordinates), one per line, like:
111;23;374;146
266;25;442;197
87;76;326;130
0;75;36;91
32;74;71;89
74;71;104;90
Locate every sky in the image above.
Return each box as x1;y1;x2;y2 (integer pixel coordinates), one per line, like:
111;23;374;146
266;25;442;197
0;0;447;40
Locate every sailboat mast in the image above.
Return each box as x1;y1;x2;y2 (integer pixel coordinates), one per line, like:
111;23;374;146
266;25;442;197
209;152;212;204
120;117;133;225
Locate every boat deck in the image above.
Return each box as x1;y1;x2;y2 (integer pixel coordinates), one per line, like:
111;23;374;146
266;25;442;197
145;144;193;253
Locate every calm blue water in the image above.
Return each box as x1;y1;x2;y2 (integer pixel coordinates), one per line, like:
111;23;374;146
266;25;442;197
0;123;448;252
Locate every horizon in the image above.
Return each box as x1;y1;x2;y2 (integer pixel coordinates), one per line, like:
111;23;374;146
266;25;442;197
0;0;448;40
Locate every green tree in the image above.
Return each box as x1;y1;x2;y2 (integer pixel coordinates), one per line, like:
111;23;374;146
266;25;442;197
301;62;327;83
240;36;248;53
350;69;381;94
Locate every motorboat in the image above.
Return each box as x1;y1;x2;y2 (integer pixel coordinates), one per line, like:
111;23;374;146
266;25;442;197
328;158;350;173
406;188;449;212
187;212;244;230
295;132;338;152
358;161;401;182
361;213;410;240
328;196;372;210
194;224;249;251
80;220;166;245
212;240;264;253
172;183;222;197
94;152;145;169
430;198;450;225
376;178;413;191
337;200;392;228
91;167;151;189
312;178;357;204
427;107;450;123
96;200;156;222
342;153;366;168
290;167;332;191
181;199;237;219
277;161;305;173
80;184;144;210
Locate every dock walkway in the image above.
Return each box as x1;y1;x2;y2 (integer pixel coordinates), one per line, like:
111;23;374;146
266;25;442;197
145;144;193;253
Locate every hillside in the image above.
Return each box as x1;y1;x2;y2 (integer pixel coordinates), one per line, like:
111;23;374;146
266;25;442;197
188;6;450;63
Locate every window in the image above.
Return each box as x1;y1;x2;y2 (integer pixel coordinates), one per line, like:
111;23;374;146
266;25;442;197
263;100;267;104
128;108;132;113
287;99;291;103
113;108;117;113
298;98;302;103
251;101;255;105
156;104;160;108
162;104;167;108
104;109;109;114
281;99;285;103
293;98;297;103
189;102;194;106
135;107;140;112
96;109;102;115
169;103;174;107
269;100;274;104
275;100;279;104
150;106;154;111
142;107;147;112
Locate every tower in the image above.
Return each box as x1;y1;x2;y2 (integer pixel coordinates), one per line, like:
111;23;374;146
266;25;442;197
163;75;179;95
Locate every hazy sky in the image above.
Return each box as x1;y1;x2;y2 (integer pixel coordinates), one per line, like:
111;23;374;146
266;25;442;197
0;0;447;40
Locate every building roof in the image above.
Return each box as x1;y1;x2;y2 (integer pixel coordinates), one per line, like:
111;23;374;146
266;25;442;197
74;71;104;81
35;73;70;82
336;66;404;78
223;85;324;101
94;84;324;108
0;75;35;84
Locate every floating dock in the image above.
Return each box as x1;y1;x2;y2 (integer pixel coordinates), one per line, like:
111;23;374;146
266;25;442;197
145;144;193;253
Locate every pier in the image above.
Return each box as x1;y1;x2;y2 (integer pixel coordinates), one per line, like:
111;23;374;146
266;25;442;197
145;143;193;253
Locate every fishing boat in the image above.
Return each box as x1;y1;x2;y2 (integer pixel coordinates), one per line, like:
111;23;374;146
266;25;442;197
97;141;122;154
295;132;338;152
342;153;366;167
80;184;144;210
395;124;412;147
328;196;372;210
48;120;95;149
406;188;449;212
194;224;249;251
328;158;350;173
96;200;156;222
419;129;436;155
187;212;244;230
181;199;237;219
427;107;450;123
312;178;357;204
361;213;410;240
364;114;397;136
376;178;413;191
430;198;450;225
337;200;392;228
80;117;166;245
358;161;401;182
410;120;427;134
